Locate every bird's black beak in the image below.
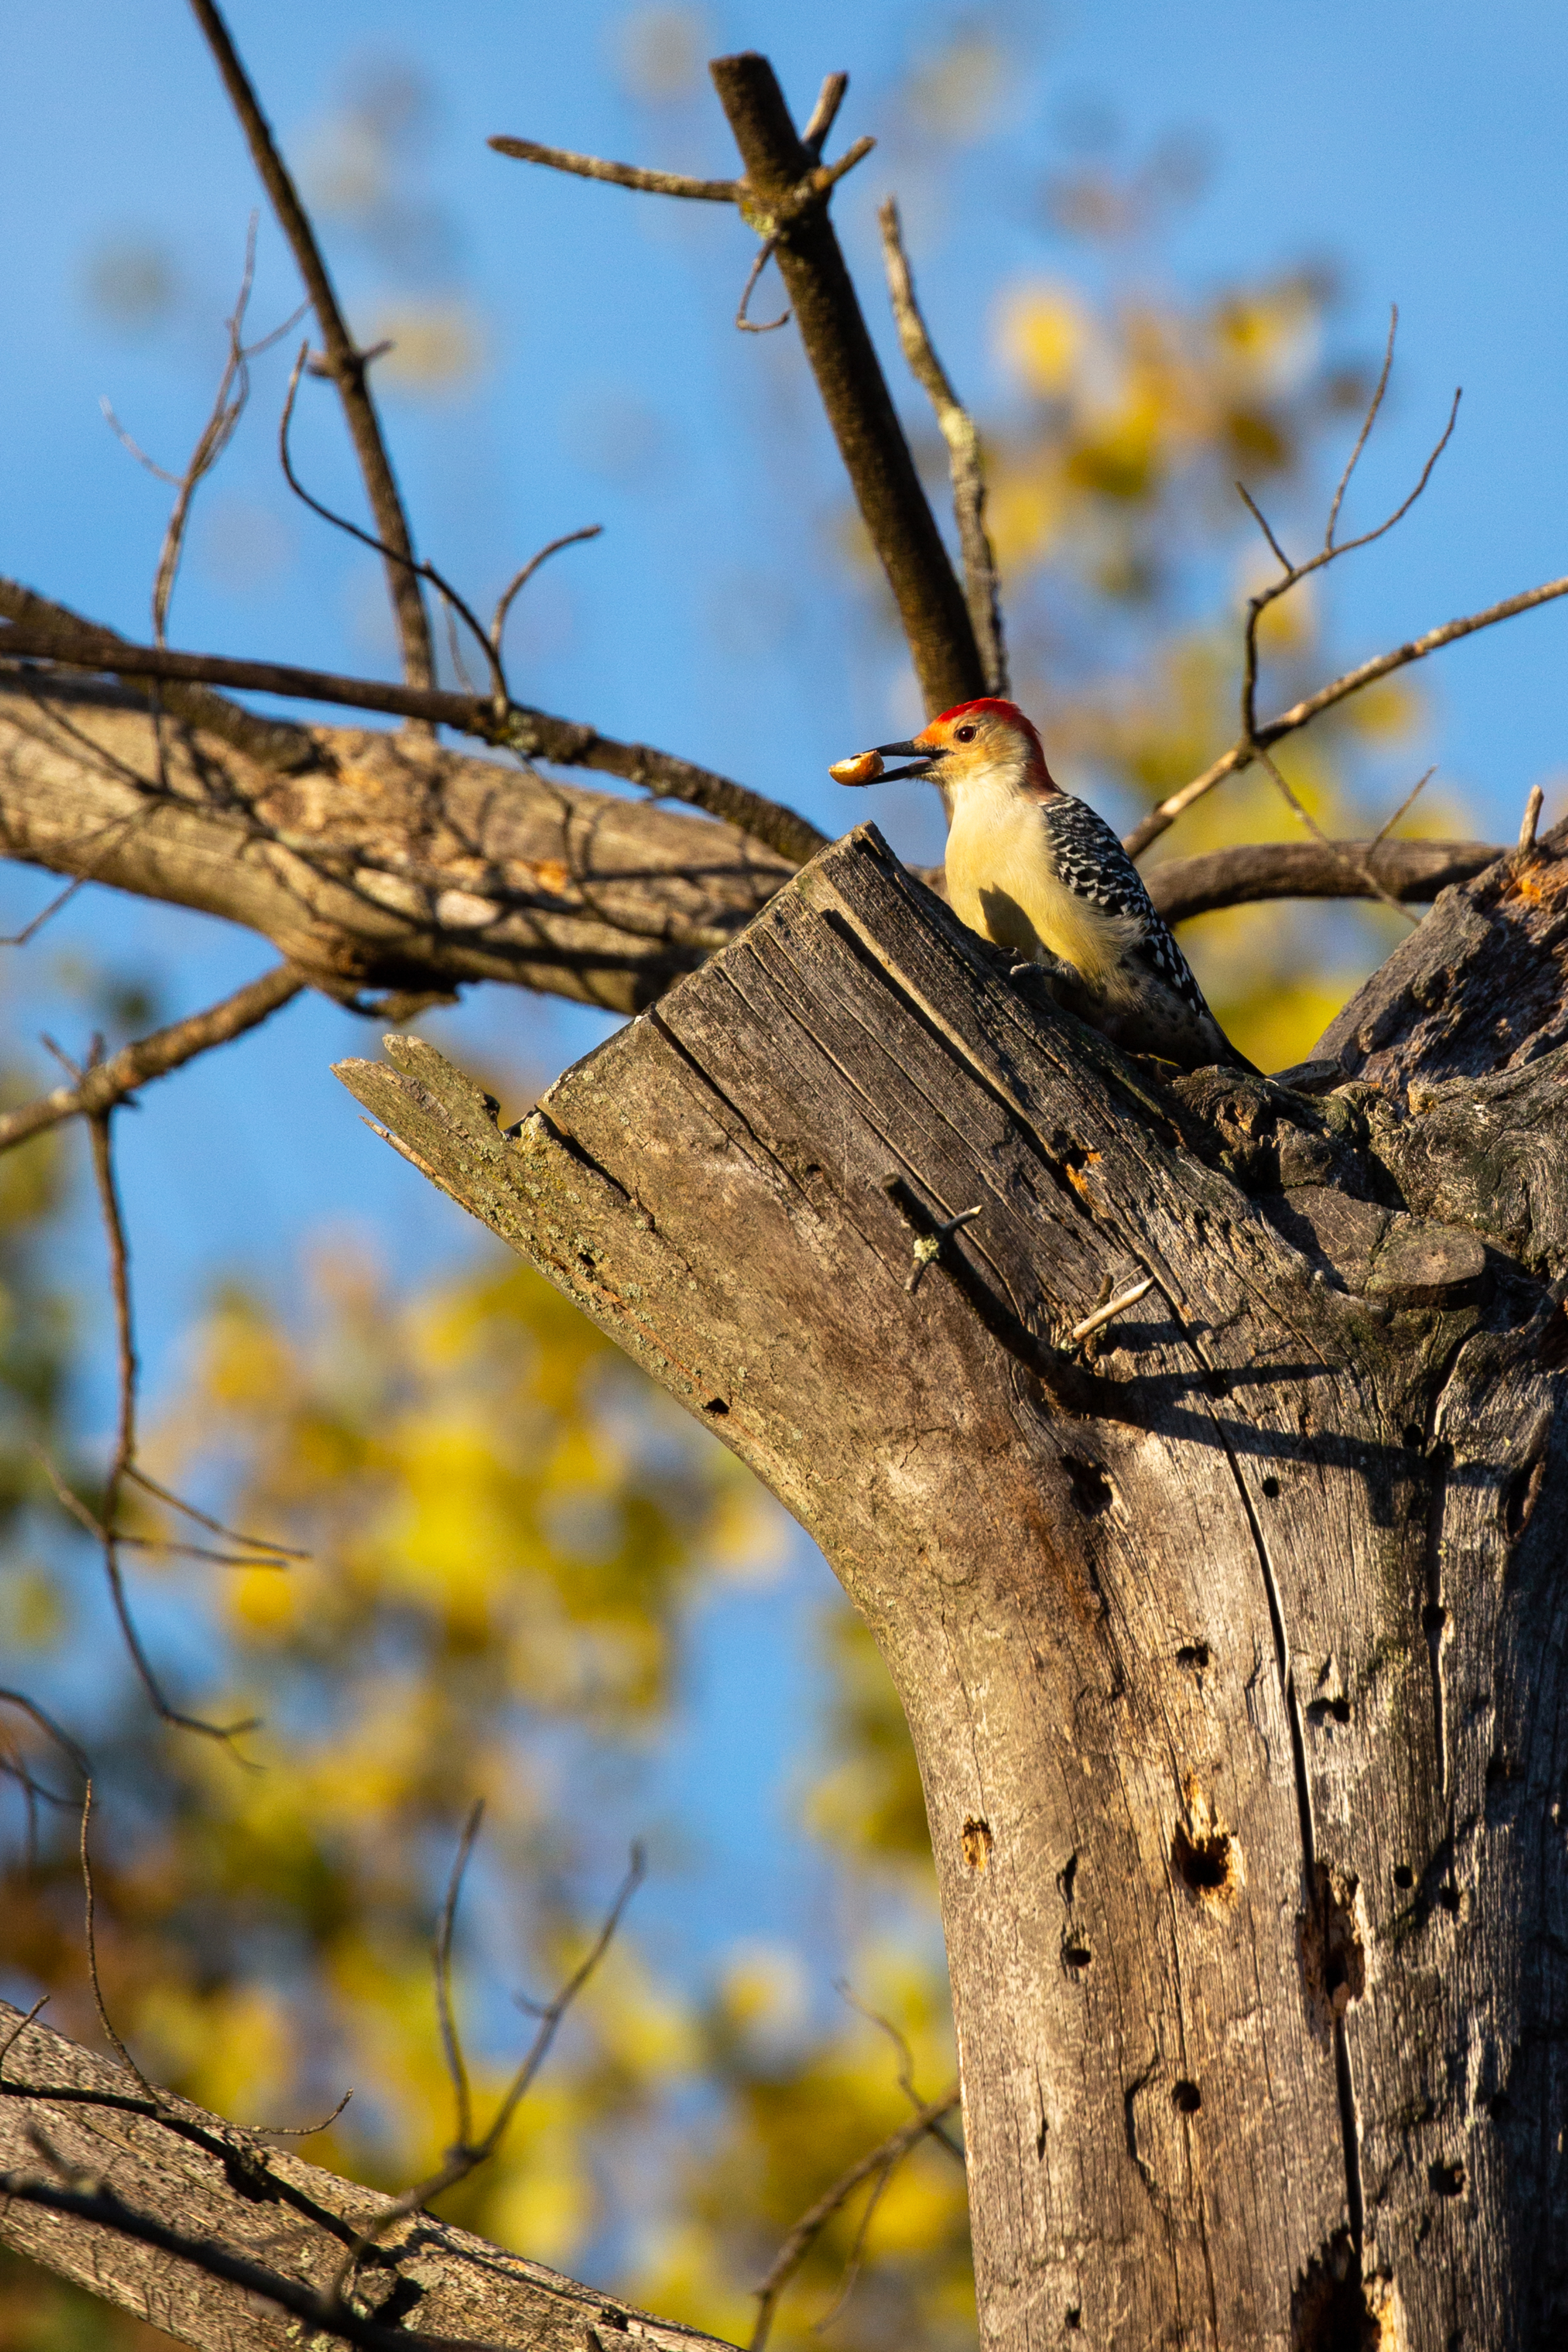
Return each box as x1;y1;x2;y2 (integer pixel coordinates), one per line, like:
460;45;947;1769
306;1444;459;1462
872;737;946;783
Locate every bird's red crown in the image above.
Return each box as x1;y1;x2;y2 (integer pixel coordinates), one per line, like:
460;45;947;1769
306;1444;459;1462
929;698;1050;773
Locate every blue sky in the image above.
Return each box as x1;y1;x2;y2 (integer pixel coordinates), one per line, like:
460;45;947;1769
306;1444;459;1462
4;0;1568;2004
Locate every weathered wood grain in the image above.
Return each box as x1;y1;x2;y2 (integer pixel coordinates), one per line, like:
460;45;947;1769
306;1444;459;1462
0;675;790;1012
0;2000;731;2352
335;822;1568;2349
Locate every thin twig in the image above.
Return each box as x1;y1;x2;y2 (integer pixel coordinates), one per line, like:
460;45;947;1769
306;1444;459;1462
279;345;508;713
434;1801;485;2153
186;0;434;694
124;1463;309;1561
329;1843;645;2300
0;875;89;950
1070;1277;1154;1344
1122;571;1568;860
736;238;788;334
491;526;603;662
0;1692;89;1790
79;1117;259;1745
245;2089;354;2139
1518;783;1545;856
487;135;740;200
1324;306;1398;549
748;2088;959;2352
1126;328;1468;862
879;197;1007;695
834;1982;963;2161
811;2157;893;2336
79;1784;158;2098
0;1997;50;2078
0;965;304;1157
1370;765;1437;848
1252;743;1418;928
801;72;849;162
101;217;307;653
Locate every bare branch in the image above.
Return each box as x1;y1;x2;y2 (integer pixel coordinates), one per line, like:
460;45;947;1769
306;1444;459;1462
123;1464;309;1563
278;347;508;712
0;581;316;774
1370;765;1437;847
0;874;91;950
1235;479;1293;576
58;1119;261;1747
801;72;849;161
735;239;789;334
834;1981;964;2161
1325;305;1397;549
487;134;740;200
748;2087;959;2352
185;0;434;693
1144;836;1501;927
0;965;303;1157
491;525;603;660
0;606;828;866
1123;570;1568;859
434;1801;485;2154
710;53;984;716
329;1843;645;2299
0;1692;89;1790
1519;782;1545;856
878;196;1008;695
1251;743;1419;928
0;1995;735;2352
79;1785;158;2099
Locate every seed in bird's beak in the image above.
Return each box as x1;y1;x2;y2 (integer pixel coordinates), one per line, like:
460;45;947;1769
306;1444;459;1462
828;749;885;786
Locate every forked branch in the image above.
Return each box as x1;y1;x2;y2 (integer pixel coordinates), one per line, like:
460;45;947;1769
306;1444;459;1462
1121;315;1567;862
491;54;985;714
1124;570;1568;860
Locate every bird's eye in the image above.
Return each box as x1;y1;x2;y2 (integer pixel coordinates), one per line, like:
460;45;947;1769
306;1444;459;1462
955;724;977;744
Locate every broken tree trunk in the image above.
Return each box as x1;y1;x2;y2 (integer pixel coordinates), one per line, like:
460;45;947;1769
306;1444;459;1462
338;823;1568;2352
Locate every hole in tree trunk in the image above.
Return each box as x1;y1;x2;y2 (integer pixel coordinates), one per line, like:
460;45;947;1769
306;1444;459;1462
1171;2079;1201;2114
1297;1865;1366;2040
1062;1453;1113;1515
1171;1776;1240;1909
1291;2232;1395;2351
961;1817;992;1870
1175;1641;1210;1670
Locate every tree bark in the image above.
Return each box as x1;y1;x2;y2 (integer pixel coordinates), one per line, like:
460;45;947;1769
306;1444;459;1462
0;676;790;1012
0;1999;731;2352
338;825;1568;2350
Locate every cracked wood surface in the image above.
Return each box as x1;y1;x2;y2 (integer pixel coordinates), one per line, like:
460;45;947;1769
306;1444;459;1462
0;2000;732;2352
339;823;1568;2350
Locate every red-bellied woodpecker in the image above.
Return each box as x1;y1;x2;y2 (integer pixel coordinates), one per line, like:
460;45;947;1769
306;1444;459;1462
831;696;1254;1073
